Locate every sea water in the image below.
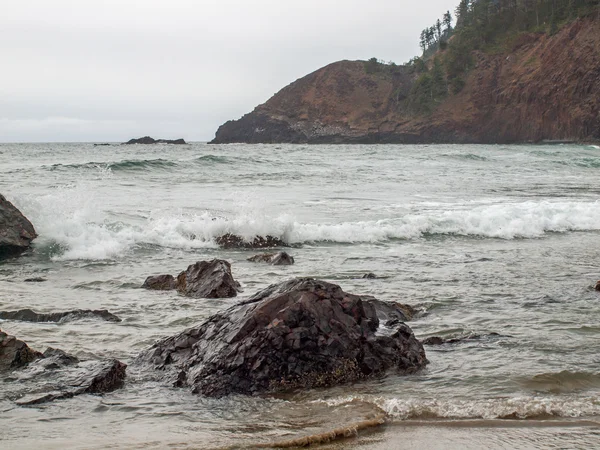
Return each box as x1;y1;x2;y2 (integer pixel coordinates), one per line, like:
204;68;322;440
1;142;600;448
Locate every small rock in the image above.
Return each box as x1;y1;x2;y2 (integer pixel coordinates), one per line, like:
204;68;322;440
0;329;43;372
595;280;600;291
247;251;295;265
24;277;47;282
176;259;241;298
142;274;177;290
362;273;377;279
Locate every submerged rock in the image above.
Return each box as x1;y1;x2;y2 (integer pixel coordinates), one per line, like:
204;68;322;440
139;278;426;397
362;273;377;279
595;280;600;291
123;136;186;145
422;332;504;346
215;233;288;249
0;329;43;372
0;194;37;259
0;308;121;323
142;259;241;299
177;260;241;298
247;251;295;265
142;274;177;290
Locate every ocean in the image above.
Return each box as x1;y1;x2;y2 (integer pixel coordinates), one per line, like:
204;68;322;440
2;142;600;449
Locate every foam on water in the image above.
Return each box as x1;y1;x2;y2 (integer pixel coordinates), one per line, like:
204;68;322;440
12;187;600;260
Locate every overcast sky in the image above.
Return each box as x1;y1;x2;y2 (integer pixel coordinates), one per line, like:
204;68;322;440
2;0;457;142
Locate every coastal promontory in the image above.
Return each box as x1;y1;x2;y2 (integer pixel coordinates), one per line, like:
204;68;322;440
211;13;600;144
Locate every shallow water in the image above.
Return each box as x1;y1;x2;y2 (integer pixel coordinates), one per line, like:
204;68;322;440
2;142;600;448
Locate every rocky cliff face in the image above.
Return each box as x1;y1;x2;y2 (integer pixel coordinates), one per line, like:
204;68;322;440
211;17;600;144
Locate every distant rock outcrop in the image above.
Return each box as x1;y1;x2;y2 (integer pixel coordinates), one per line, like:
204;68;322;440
139;278;426;397
124;136;187;145
211;17;600;144
0;194;37;259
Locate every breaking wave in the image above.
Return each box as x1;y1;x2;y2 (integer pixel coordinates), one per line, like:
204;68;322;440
46;158;177;172
13;188;600;260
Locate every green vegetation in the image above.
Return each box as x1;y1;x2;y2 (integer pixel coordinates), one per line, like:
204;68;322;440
407;0;600;114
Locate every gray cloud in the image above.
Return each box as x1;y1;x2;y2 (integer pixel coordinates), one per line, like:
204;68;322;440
1;0;457;142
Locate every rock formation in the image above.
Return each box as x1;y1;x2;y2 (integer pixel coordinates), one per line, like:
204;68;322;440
0;309;121;323
0;194;37;259
123;136;187;145
247;251;295;265
139;278;426;397
211;17;600;144
215;233;288;249
143;259;241;298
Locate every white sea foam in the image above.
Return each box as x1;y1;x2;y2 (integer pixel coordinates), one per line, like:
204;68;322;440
316;395;600;420
13;187;600;261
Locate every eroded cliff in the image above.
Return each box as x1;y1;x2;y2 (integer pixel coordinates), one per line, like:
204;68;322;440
211;17;600;144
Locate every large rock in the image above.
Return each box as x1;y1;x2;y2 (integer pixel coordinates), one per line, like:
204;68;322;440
139;278;426;397
0;194;37;259
0;309;121;323
215;233;288;249
0;329;43;372
247;251;295;265
176;260;241;298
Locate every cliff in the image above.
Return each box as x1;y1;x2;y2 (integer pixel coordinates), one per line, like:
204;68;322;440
211;17;600;144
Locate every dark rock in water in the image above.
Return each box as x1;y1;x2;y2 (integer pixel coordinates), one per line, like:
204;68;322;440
0;194;37;259
93;143;111;146
595;280;600;291
0;308;121;323
176;259;241;298
39;347;79;369
123;136;187;145
15;359;127;406
0;329;43;372
139;278;426;397
422;332;504;346
216;233;288;249
362;273;377;279
24;277;47;282
142;274;177;290
247;251;295;265
367;299;416;323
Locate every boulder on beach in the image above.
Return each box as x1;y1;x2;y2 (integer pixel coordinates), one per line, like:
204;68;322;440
0;194;37;259
247;251;295;265
139;278;426;397
123;136;187;145
0;309;121;323
143;259;241;299
0;329;43;372
215;233;288;249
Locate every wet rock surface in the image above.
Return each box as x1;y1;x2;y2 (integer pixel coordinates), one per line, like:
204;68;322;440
176;260;241;298
0;308;121;323
215;233;288;249
143;259;241;299
0;329;43;372
142;274;177;290
14;359;127;406
123;136;186;145
0;193;37;259
139;278;426;397
422;332;505;346
595;280;600;291
247;251;295;265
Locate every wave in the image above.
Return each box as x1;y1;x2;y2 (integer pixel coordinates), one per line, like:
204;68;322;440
46;158;177;172
555;157;600;168
195;154;230;164
319;395;600;420
442;153;489;161
519;371;600;394
13;191;600;260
